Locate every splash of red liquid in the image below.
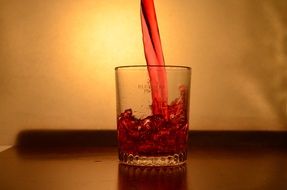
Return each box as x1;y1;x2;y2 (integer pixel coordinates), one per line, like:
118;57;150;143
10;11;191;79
141;0;168;117
118;87;188;156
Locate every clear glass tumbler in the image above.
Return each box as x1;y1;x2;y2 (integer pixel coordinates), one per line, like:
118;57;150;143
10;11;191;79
115;65;191;166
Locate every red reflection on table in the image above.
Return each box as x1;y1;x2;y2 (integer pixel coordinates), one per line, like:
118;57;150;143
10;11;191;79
118;164;187;190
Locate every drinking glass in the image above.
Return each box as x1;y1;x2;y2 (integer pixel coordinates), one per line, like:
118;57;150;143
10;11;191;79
115;65;191;166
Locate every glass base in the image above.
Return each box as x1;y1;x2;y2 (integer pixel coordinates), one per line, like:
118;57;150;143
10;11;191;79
119;152;187;166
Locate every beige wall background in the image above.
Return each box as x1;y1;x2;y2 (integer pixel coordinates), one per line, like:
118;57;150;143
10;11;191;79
0;0;287;145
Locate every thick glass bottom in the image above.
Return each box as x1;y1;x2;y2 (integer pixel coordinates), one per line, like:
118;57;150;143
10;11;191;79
119;152;187;166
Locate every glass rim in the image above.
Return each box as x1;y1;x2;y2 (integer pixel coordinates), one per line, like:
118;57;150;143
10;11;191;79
115;65;191;70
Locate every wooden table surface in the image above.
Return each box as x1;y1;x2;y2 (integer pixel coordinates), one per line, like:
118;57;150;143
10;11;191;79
1;145;287;190
1;130;287;190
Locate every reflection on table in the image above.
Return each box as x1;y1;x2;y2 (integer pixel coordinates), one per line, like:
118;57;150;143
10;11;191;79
118;164;187;190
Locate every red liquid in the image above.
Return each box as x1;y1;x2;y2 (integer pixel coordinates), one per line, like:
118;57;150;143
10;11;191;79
117;0;188;158
118;87;188;157
140;0;168;117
